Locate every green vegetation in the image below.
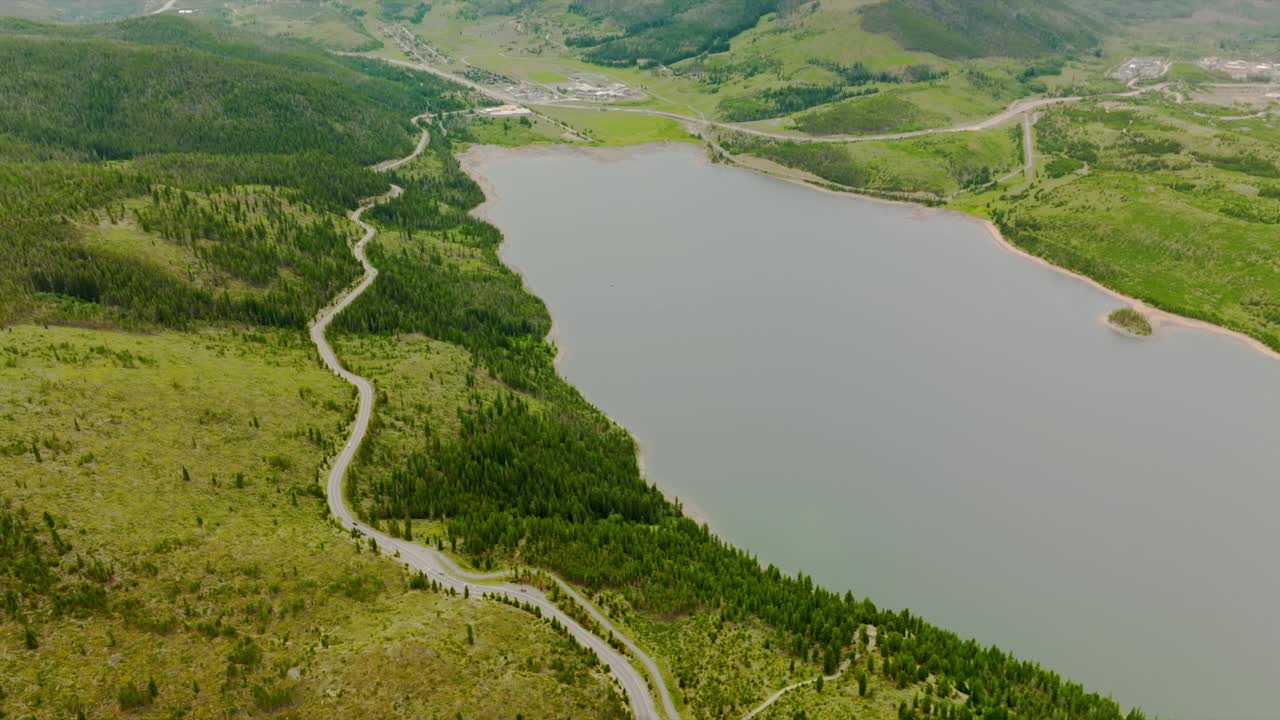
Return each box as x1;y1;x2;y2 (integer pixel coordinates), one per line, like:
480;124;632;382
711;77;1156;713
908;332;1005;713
0;325;624;718
2;0;145;23
563;0;778;66
381;0;431;22
1109;308;1153;336
720;85;879;123
791;92;945;136
227;0;383;52
860;0;1100;59
458;114;569;146
756;644;963;720
0;16;623;718
327;113;1142;720
720;127;1020;197
0;16;474;328
0;18;469;162
537;107;694;146
989;96;1280;351
14;4;1279;719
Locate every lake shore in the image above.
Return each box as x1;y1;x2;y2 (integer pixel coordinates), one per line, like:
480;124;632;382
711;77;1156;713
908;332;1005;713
456;138;1280;718
460;141;718;530
463;139;1280;367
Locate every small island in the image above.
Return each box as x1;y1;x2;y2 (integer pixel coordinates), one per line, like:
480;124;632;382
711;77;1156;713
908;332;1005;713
1108;307;1153;336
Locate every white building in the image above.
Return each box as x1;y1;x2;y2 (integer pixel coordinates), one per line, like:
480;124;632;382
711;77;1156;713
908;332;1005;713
478;104;533;118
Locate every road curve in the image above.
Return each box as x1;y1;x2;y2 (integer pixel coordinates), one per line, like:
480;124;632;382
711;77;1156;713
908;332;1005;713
344;52;1170;146
309;117;671;719
149;0;177;15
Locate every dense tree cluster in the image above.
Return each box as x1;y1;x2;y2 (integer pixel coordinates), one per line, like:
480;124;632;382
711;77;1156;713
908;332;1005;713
0;19;467;329
336;132;555;391
860;0;1099;59
340;122;1139;720
719;86;878;123
1;17;1145;717
811;59;948;86
560;0;779;66
0;155;390;328
0;503;111;637
0;18;469;162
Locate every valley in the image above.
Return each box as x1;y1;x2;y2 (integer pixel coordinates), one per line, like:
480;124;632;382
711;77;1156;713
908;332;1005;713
3;1;1280;718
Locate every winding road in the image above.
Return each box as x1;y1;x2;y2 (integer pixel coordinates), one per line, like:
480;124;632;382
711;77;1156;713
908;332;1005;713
309;117;677;720
348;53;1171;146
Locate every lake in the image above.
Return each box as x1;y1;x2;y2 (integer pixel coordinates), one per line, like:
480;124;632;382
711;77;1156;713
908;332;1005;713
470;142;1280;720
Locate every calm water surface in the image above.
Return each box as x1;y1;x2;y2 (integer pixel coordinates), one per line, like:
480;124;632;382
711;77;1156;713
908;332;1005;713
474;143;1280;720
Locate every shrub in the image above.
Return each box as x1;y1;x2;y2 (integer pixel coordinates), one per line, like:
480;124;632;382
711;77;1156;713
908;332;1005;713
1108;308;1152;336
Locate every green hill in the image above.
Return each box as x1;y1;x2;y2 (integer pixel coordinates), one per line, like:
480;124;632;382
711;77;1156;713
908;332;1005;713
0;17;469;162
860;0;1100;59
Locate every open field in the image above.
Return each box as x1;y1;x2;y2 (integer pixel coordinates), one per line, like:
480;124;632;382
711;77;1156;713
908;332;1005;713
718;126;1021;198
1;0;146;22
460;114;572;146
0;324;624;719
227;1;379;51
537;107;695;146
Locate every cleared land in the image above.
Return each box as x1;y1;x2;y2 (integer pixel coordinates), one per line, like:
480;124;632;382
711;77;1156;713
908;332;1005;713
0;325;623;718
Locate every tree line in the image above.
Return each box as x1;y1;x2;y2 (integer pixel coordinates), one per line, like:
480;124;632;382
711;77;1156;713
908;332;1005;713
341;125;1142;720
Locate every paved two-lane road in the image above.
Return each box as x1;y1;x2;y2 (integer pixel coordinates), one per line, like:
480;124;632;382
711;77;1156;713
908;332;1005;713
349;53;1170;146
309;117;675;720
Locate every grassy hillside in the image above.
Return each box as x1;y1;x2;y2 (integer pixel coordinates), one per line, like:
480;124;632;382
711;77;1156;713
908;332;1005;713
0;325;626;719
1;0;147;23
860;0;1101;59
719;126;1021;197
0;16;477;329
0;16;632;719
571;0;779;66
9;5;1275;720
987;96;1280;351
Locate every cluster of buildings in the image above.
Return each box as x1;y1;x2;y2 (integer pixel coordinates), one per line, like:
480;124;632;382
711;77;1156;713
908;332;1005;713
555;74;643;102
1106;57;1167;83
1200;58;1280;81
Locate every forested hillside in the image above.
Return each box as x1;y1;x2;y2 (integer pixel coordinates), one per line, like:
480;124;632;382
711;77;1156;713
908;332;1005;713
0;18;468;162
569;0;779;65
0;16;471;328
332;121;1147;720
1;8;1162;720
0;14;641;718
860;0;1100;59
